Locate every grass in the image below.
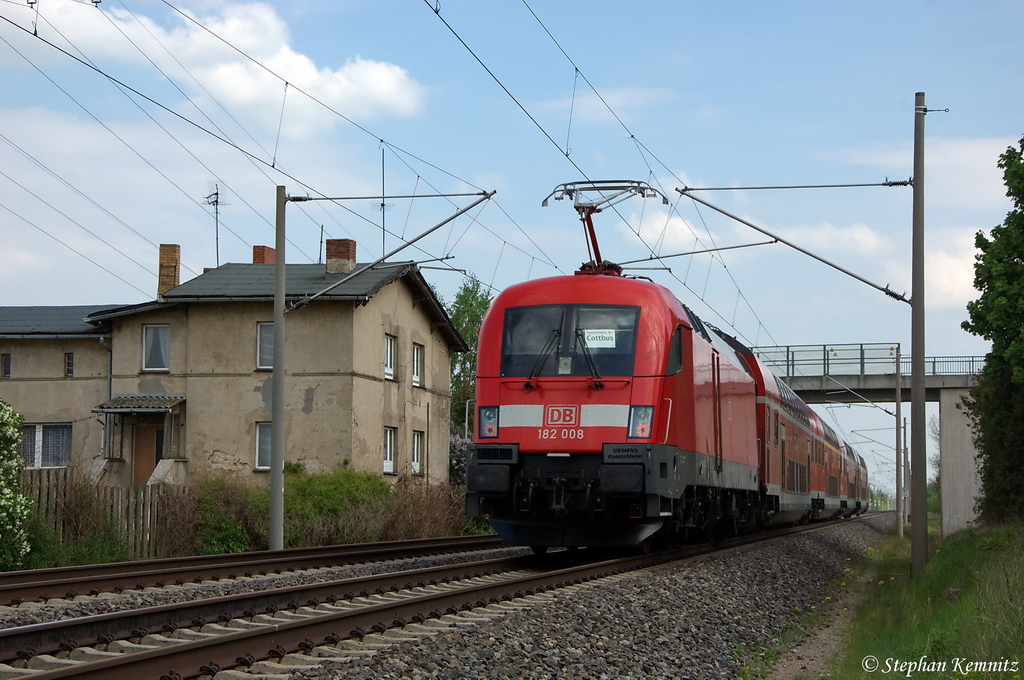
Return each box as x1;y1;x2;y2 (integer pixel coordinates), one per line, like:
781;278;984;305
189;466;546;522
22;471;135;569
157;468;486;555
16;468;490;567
828;519;1024;679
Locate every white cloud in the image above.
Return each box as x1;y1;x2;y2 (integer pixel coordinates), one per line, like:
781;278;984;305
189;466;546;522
843;137;1015;209
13;1;426;138
925;228;980;310
772;221;891;256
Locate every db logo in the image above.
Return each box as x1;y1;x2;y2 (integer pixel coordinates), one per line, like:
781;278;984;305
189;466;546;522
545;405;579;427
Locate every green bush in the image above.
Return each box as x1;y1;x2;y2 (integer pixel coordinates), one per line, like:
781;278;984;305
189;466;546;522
23;512;132;569
20;468;134;569
157;467;487;556
0;400;31;571
195;478;265;554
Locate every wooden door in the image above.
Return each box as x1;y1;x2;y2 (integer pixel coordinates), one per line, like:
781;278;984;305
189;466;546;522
133;423;164;486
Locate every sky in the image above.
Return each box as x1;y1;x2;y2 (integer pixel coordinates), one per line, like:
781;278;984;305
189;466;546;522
1;0;1021;494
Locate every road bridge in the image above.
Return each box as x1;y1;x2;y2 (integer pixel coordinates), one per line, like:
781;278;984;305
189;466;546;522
752;343;983;537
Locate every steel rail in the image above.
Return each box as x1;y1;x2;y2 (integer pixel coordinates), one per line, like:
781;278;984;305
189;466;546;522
12;516;877;680
0;534;504;605
0;554;531;662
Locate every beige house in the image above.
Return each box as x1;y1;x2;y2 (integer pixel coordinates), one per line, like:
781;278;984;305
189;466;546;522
0;240;467;487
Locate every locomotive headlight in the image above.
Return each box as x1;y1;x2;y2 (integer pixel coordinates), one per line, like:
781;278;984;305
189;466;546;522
627;406;654;439
478;406;499;439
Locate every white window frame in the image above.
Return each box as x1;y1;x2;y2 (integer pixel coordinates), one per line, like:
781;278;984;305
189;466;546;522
383;426;396;474
384;334;396;380
64;352;74;378
412;430;424;475
257;322;274;370
142;324;170;372
412;343;424;387
256;422;272;471
20;423;72;468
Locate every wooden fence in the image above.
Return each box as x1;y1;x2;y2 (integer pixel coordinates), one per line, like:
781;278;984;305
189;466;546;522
21;468;166;560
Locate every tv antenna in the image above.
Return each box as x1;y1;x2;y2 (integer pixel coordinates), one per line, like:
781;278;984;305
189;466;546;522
204;181;229;267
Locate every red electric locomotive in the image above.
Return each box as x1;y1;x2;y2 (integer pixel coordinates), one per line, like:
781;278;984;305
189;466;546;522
464;182;868;549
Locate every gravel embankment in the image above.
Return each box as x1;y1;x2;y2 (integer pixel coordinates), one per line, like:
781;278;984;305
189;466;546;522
292;514;893;680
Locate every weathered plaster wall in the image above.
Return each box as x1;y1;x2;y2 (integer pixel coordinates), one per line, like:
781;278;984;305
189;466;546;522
0;336;110;471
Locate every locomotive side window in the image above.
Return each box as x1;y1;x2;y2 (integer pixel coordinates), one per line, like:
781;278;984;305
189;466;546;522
500;304;639;378
666;326;683;375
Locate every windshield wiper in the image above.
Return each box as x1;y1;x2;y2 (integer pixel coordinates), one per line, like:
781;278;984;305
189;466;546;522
524;328;560;390
575;329;604;388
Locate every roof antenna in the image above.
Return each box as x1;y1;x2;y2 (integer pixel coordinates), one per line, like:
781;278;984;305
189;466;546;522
204;181;228;267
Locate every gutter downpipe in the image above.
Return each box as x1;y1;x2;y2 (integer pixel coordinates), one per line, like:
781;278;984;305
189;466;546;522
99;336;113;460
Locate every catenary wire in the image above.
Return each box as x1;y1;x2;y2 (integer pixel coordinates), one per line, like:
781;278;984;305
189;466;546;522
4;3;563;295
0;201;151;298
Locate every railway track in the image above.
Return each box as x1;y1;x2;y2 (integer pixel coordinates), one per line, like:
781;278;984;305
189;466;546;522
0;535;504;606
0;518;871;680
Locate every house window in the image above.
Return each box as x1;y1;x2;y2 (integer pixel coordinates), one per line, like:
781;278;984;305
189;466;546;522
412;430;424;475
257;323;274;370
143;325;170;371
383;426;396;474
19;423;72;468
384;334;396;380
64;353;74;378
256;422;272;470
1;353;9;378
412;343;424;387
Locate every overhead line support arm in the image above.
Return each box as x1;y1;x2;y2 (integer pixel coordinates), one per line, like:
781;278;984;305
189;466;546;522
675;187;911;305
288;191;495;312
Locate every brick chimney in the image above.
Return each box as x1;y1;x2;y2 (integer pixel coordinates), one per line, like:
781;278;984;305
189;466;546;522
326;239;356;274
253;245;276;264
157;244;180;298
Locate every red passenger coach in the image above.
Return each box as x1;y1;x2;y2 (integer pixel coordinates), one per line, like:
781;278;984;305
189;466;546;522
464;181;869;549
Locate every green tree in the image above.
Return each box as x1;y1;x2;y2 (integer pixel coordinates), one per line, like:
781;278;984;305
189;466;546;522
962;135;1024;523
0;399;31;570
446;275;493;437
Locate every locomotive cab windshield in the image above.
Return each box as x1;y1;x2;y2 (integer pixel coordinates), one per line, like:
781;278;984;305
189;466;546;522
501;304;640;378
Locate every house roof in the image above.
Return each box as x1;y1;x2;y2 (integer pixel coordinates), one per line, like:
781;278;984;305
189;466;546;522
85;262;469;352
164;262;413;301
0;305;121;337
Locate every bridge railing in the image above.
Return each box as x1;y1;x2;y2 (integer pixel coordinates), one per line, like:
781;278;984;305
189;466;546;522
751;343;985;378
